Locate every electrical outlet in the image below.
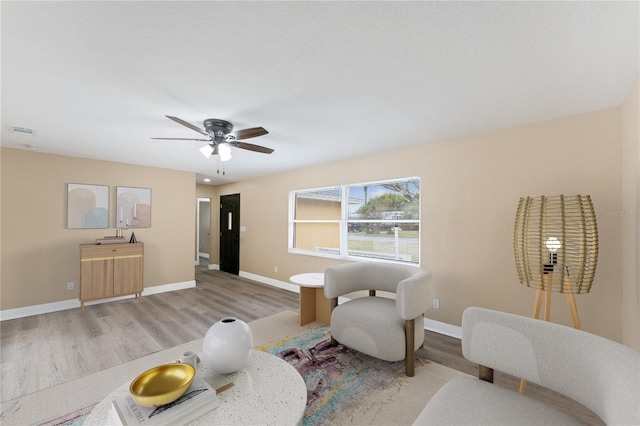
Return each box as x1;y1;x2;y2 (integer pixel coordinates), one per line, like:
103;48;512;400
274;266;278;273
67;281;74;290
432;298;440;309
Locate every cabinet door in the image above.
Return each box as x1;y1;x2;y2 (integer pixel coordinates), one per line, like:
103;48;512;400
113;255;143;295
80;258;114;300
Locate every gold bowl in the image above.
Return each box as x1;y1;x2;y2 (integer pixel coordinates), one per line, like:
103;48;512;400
129;363;196;407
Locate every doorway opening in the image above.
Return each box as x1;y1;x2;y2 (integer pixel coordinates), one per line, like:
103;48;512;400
197;198;211;267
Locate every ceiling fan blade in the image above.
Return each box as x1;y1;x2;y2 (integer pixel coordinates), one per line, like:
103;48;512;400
166;115;210;137
229;127;268;140
232;141;274;154
151;137;211;141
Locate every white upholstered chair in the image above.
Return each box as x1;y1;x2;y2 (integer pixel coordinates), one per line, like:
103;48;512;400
413;307;640;425
324;262;432;376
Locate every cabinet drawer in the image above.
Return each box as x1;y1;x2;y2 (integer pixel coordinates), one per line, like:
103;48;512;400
80;243;143;260
110;245;143;258
80;245;111;260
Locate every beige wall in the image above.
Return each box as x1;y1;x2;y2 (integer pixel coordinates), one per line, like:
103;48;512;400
3;88;635;347
215;107;627;343
0;149;196;310
620;73;640;350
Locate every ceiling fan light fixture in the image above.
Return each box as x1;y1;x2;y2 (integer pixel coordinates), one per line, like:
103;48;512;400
218;143;232;162
154;116;272;166
200;144;214;158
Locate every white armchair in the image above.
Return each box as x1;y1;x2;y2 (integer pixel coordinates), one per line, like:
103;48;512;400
324;262;432;376
413;307;640;425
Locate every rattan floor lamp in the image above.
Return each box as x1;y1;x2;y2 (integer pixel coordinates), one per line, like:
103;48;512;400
513;194;598;393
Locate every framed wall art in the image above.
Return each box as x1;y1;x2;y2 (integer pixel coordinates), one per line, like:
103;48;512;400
117;186;152;228
67;183;109;229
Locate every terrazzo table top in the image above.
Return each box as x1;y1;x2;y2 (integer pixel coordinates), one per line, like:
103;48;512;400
290;273;325;288
83;350;307;425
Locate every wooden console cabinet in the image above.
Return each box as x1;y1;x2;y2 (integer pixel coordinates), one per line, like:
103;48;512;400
79;242;144;312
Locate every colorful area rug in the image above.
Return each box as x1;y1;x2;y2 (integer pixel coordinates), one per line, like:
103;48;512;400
256;324;458;426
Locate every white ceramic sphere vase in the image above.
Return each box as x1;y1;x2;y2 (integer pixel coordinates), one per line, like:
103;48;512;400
202;317;254;374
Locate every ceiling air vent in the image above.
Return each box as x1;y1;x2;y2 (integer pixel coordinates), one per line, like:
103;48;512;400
10;126;35;136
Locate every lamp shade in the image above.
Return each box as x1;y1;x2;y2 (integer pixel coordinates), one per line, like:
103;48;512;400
513;194;598;294
218;143;232;161
200;144;214;158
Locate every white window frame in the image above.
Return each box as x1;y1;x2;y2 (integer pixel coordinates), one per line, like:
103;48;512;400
288;177;420;265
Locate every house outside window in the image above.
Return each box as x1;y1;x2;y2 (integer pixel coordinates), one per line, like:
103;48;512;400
289;177;420;264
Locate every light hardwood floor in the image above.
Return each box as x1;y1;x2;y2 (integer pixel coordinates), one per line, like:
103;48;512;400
0;262;298;402
1;261;602;424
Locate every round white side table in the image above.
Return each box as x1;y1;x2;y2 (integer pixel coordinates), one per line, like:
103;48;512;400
290;272;331;326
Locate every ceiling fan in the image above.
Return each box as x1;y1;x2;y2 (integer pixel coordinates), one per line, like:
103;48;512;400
152;115;274;161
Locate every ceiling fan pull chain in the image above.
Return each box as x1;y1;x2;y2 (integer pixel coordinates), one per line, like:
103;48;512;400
215;157;226;175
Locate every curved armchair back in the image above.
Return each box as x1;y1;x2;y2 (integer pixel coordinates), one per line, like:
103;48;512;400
462;307;640;426
324;262;431;320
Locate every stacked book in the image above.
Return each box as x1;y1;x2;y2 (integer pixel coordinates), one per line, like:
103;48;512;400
96;236;127;245
109;376;219;425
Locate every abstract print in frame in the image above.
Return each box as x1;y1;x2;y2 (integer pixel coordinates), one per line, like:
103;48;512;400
117;186;151;228
67;183;109;229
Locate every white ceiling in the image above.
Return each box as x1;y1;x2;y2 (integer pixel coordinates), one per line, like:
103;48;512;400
2;1;638;185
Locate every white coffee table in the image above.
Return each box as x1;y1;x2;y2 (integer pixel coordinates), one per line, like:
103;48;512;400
83;350;307;425
290;272;331;326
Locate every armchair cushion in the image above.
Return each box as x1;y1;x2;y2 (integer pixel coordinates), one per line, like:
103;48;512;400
331;296;423;361
416;376;584;425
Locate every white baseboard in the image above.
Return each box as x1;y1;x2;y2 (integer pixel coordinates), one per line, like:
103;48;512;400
0;280;196;321
424;318;462;339
0;299;81;321
208;264;220;271
142;280;196;295
239;271;300;293
238;270;461;339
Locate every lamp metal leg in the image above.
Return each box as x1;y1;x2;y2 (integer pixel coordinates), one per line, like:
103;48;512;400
544;273;553;321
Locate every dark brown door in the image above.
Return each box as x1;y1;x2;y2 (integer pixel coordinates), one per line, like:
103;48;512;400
220;194;240;275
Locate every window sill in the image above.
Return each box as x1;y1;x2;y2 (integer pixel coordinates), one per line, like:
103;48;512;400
288;248;420;267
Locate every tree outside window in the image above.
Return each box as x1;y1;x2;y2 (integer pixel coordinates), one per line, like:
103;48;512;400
290;178;420;264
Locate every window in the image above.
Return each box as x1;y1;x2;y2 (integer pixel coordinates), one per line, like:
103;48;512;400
289;177;420;264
